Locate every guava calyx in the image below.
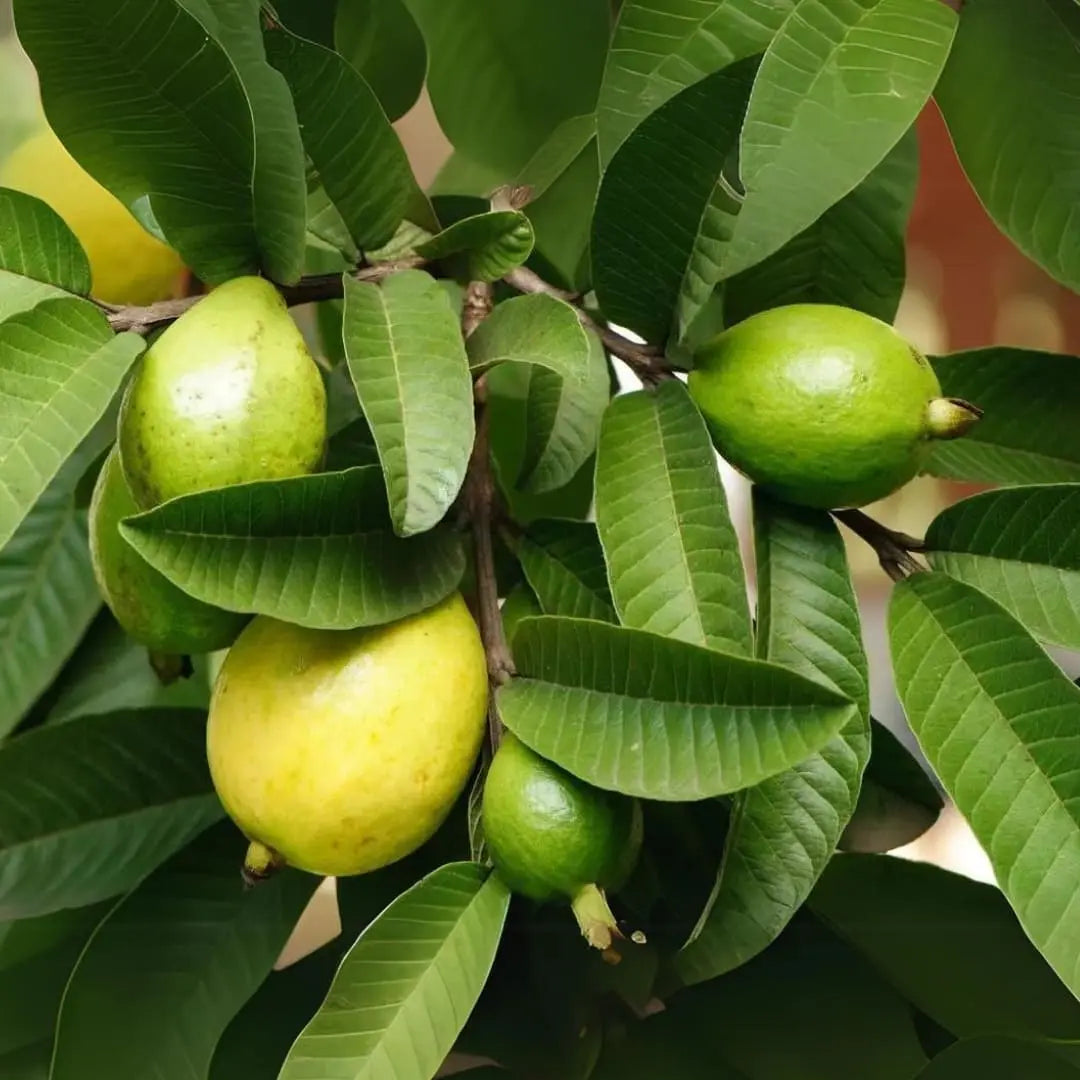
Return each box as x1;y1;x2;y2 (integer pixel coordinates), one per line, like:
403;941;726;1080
242;841;286;888
926;397;983;440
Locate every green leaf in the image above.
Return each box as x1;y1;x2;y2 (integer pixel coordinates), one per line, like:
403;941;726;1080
925;485;1080;652
0;297;143;547
0;709;221;920
514;520;617;623
499;616;858;800
0;270;66;322
597;0;795;167
268;0;335;45
0;464;99;738
0;188;90;293
890;572;1080;1003
935;0;1080;293
265;26;428;251
343;270;474;535
592;59;755;345
335;0;426;121
468;294;589;377
280;862;510;1080
14;0;261;283
404;0;611;173
596;918;926;1080
207;0;307;284
418;211;534;283
51;821;316;1080
595;381;752;654
915;1036;1080;1079
515;114;597;202
725;0;956;280
0;904;109;1061
811;853;1080;1043
840;719;942;853
120;467;465;629
45;612;213;725
927;348;1080;485
676;491;869;985
724;127;918;325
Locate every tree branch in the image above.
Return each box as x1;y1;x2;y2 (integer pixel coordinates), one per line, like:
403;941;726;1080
832;508;926;583
503;266;672;386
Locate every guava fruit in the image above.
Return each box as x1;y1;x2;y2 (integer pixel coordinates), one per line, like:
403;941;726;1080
0;127;185;305
482;734;643;950
688;304;980;509
89;451;247;655
207;593;488;879
118;275;327;508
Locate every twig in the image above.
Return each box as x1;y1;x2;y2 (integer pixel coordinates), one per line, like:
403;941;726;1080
103;256;426;335
833;509;926;583
462;285;514;748
503;266;672;386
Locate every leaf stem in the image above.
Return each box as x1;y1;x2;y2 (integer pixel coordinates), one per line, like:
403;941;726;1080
832;508;926;583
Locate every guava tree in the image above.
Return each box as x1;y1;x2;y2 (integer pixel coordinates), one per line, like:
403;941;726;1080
1;0;1079;1077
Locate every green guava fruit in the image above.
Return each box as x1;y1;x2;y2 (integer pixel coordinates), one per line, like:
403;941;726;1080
118;276;327;508
688;304;980;509
482;734;643;950
89;450;247;655
207;594;488;880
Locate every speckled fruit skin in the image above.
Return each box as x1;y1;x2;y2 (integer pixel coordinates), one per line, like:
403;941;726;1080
118;276;327;508
482;735;643;902
688;304;943;509
1;128;184;305
89;451;247;654
207;594;488;877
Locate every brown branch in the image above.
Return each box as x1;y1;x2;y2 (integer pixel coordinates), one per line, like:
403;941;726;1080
503;266;672;386
462;285;514;749
833;508;927;583
104;256;426;335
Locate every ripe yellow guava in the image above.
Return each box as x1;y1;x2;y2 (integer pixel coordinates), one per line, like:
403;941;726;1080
0;127;185;305
207;594;488;879
688;304;980;509
118;275;327;508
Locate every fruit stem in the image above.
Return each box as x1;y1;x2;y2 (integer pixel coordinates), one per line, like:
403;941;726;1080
926;397;982;440
148;651;193;685
571;883;623;952
832;508;926;583
242;841;285;888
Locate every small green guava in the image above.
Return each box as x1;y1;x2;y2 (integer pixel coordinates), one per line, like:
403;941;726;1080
688;304;980;509
482;734;643;950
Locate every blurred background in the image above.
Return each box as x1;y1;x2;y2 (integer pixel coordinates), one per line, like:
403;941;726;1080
2;3;1079;891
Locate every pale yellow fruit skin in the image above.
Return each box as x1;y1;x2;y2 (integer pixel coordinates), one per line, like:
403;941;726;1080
207;594;488;877
0;128;184;305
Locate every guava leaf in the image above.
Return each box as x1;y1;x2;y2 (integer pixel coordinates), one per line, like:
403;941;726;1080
279;863;510;1080
925;484;1080;652
676;492;869;986
725;0;956;280
0;188;90;294
928;347;1080;485
50;821;317;1080
935;0;1080;293
342;270;475;536
467;294;590;378
403;0;611;173
417;211;535;282
15;0;262;284
595;381;752;655
811;854;1080;1044
514;520;617;623
592;59;755;345
596;0;795;167
917;1037;1080;1079
0;297;144;548
839;719;942;854
890;572;1080;1003
723;127;918;325
335;0;426;121
0;269;65;322
265;26;433;250
0;709;222;921
120;466;465;630
498;616;858;800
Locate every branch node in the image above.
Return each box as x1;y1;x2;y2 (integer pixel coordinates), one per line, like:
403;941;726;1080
832;508;927;582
